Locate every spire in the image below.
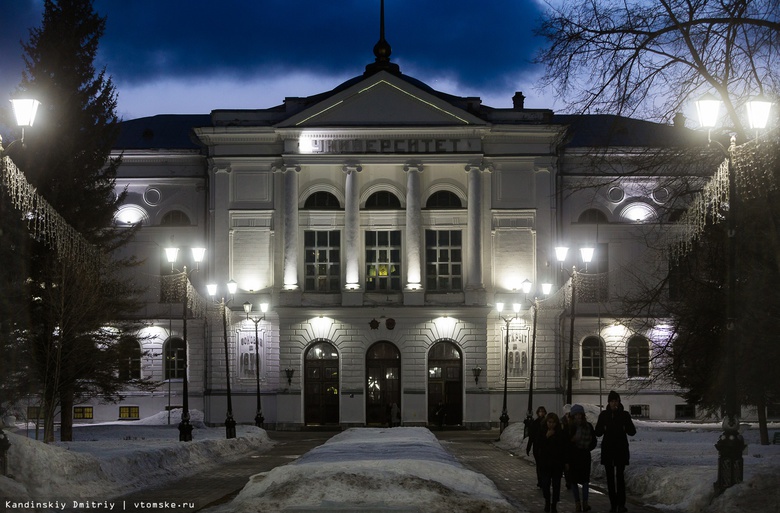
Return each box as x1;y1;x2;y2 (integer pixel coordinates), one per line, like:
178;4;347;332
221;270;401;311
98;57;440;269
365;0;400;75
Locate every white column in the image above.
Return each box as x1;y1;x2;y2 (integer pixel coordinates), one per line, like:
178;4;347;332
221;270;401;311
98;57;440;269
281;164;300;289
466;164;486;290
404;163;423;289
343;164;362;289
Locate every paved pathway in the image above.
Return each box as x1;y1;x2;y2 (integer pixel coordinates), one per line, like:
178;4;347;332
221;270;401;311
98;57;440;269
113;429;677;513
434;429;676;513
115;431;338;513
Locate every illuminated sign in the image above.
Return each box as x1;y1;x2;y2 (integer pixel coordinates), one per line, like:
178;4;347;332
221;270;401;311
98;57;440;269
298;137;470;154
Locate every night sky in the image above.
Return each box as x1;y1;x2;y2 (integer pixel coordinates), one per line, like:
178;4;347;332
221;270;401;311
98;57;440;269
0;0;554;122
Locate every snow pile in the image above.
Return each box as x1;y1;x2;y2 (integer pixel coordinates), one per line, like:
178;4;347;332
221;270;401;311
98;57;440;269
497;404;780;513
209;427;515;513
0;409;272;501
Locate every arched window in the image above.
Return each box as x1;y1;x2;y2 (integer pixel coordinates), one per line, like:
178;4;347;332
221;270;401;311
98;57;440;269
364;191;401;209
578;208;609;224
426;191;462;209
117;337;142;380
627;336;650;377
581;336;604;378
160;210;191;226
164;338;186;380
304;191;341;209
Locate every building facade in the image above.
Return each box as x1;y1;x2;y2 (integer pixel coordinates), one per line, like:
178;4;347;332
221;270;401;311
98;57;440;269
89;53;701;429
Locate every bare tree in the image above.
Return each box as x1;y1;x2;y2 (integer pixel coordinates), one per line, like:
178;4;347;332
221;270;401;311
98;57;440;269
537;0;780;441
536;0;780;135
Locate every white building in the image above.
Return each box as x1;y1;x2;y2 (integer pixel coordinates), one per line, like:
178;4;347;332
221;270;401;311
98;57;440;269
93;37;700;429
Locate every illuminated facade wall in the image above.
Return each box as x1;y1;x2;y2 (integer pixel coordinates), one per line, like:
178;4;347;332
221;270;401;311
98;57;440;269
94;70;693;427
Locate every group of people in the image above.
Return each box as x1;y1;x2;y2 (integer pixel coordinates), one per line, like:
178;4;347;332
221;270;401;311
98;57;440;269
525;391;636;513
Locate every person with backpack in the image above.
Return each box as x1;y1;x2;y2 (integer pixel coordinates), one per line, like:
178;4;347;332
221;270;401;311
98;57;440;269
566;404;597;512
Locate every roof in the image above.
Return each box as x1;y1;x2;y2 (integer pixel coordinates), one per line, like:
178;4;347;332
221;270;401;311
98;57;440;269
115;114;211;150
552;114;703;148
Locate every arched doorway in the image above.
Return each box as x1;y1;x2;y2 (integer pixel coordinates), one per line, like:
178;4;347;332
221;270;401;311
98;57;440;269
427;340;463;426
304;340;340;425
366;341;401;425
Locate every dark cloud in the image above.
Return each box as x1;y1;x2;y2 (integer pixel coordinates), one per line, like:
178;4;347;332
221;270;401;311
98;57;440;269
96;0;545;88
1;0;548;120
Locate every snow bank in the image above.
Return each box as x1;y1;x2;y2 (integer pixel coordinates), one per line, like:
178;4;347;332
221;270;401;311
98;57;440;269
0;410;272;502
210;427;516;513
497;403;780;513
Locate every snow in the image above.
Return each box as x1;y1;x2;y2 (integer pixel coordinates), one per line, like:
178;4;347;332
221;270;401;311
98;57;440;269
1;405;779;513
205;427;514;513
496;403;780;513
0;409;272;509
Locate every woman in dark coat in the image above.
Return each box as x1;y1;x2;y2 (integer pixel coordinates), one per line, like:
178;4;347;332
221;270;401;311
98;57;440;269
537;412;567;513
526;406;548;488
594;391;637;513
567;404;597;512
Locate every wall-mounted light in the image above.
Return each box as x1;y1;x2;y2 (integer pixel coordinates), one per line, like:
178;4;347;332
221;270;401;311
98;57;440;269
284;368;295;386
472;366;482;385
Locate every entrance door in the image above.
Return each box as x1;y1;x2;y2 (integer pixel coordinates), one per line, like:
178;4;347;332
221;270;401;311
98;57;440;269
365;341;401;425
427;341;463;426
304;341;340;425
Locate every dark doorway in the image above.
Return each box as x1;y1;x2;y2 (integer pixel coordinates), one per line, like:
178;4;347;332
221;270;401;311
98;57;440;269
304;340;340;425
427;340;463;426
366;341;401;425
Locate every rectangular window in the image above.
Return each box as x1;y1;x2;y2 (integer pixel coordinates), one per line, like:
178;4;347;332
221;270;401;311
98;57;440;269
425;230;462;291
365;230;402;291
73;406;94;420
165;340;186;380
304;230;341;292
629;404;650;419
675;404;696;419
119;406;140;420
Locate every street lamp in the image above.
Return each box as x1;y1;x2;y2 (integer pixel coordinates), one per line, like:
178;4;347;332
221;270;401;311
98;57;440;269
0;99;40;157
556;244;594;405
523;281;553;430
0;98;40;469
695;93;773;492
207;280;238;439
243;300;269;428
165;246;206;442
496;300;521;434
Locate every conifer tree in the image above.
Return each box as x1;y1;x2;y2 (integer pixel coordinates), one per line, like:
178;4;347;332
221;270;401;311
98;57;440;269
3;0;151;442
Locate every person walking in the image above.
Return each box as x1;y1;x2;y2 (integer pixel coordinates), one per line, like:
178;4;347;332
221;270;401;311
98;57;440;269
595;391;637;513
526;406;548;488
567;404;597;512
390;402;401;427
537;411;566;513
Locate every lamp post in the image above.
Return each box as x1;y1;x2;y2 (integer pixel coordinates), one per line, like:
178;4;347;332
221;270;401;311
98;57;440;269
0;99;41;157
207;280;238;439
243;300;269;428
496;300;521;434
555;245;594;405
165;246;206;442
695;93;773;492
524;281;553;428
0;98;39;471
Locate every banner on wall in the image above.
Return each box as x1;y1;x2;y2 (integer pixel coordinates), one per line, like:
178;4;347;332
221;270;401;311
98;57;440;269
503;325;531;380
236;329;265;381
